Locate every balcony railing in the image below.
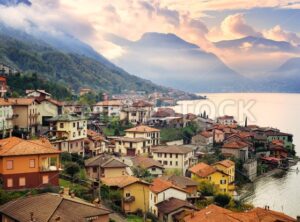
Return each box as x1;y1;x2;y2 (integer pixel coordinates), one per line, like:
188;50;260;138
123;196;135;203
40;165;60;172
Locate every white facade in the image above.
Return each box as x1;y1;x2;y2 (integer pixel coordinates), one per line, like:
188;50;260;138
0;104;13;137
149;188;187;216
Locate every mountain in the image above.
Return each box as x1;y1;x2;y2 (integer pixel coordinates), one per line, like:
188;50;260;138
215;36;298;52
0;25;166;94
108;32;250;92
261;57;300;92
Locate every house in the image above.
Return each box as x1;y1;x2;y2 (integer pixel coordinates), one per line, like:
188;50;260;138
79;88;92;96
243;158;257;181
125;125;160;147
188;162;234;194
0;137;61;190
152;145;194;175
85;155;129;180
85;129;108;156
156;197;197;222
0;76;7;97
266;131;294;150
120;107;151;125
132;100;153;119
63;101;84;115
216;115;236;126
26;89;51;99
101;176;150;213
48;114;87;156
0;193;111;222
222;141;249;161
183;204;297;222
212;160;235;184
214;129;225;143
149;178;188;216
191;131;213;150
8;98;39;135
131;156;164;177
160;175;199;199
269;140;288;159
0;98;13;138
93;100;123;117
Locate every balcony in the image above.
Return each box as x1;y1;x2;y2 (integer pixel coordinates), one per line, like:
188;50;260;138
40;165;60;172
123;196;135;203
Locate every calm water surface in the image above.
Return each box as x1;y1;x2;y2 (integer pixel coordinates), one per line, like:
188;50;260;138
173;93;300;217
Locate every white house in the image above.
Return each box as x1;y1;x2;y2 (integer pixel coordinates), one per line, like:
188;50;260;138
93;100;123;117
216;115;236;126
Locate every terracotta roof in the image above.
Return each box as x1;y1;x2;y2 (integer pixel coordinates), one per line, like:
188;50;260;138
101;176;148;188
0;98;12;106
213;160;235;168
132;100;153;107
87;130;105;141
101;158;128;168
125;125;160;133
217;115;234;120
156;197;197;215
85;155;127;168
0;193;111;222
114;137;149;142
26;89;51;96
0;137;60;156
8;98;35;106
150;178;187;194
95;100;123;106
152;145;193;154
160;175;197;190
199;131;213;138
131;156;164;169
188;162;216;178
222;141;248;149
48;114;86;122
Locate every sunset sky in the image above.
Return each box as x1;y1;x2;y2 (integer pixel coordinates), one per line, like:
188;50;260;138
1;0;300;76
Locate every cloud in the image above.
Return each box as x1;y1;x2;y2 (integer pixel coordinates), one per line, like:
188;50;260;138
263;25;300;45
207;13;261;41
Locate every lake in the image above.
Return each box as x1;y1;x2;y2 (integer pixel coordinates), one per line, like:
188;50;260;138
172;93;300;218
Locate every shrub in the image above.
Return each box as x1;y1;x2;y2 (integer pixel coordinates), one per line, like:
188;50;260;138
214;193;231;207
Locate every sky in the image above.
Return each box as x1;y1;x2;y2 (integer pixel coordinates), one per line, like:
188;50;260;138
0;0;300;76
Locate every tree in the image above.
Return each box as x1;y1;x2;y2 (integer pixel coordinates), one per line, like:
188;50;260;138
214;193;231;207
132;167;151;179
64;162;80;181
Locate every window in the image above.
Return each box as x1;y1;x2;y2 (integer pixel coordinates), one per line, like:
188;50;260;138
93;167;97;173
164;153;167;158
29;159;35;168
19;177;26;186
73;122;76;128
175;161;178;166
152;167;156;171
126;193;131;197
175;154;178;158
42;175;49;184
73;132;76;137
170;154;172;158
6;160;13;170
169;161;172;166
163;161;168;165
60;123;64;128
7;178;13;188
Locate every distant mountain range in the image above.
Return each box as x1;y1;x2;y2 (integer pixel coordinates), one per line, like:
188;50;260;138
0;24;166;94
109;32;252;92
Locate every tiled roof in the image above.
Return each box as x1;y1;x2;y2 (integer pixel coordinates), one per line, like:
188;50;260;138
101;158;128;168
0;193;111;222
84;155;127;168
199;131;213;138
152;145;193;154
188;162;216;178
222;141;248;149
125;125;160;133
95;100;123;106
156;197;197;214
0;98;12;106
132;100;153;107
114;137;149;142
101;176;147;188
160;175;197;189
150;178;187;194
213;160;235;168
131;156;164;169
0;137;60;156
217;115;234;120
87;130;105;141
8;98;35;105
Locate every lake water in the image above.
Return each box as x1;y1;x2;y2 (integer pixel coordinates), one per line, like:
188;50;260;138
172;93;300;218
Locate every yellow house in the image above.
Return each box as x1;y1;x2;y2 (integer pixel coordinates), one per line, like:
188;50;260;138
213;160;235;184
101;176;150;213
188;162;233;195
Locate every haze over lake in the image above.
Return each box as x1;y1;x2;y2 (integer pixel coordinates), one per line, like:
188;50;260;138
173;93;300;217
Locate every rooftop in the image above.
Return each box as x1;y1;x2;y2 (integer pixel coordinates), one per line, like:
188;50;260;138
125;125;160;133
160;175;197;190
101;175;148;188
48;114;86;122
156;197;197;215
8;98;35;106
152;145;193;154
150;178;187;194
131;156;164;169
213;159;235;168
188;162;216;178
222;141;248;149
95;100;123;106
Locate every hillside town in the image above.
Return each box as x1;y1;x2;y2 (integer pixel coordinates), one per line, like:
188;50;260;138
0;73;298;222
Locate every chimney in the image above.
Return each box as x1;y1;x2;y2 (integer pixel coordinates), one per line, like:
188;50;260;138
297;216;300;222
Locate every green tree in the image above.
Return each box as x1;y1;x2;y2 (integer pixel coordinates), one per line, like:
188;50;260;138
214;193;231;207
64;162;80;181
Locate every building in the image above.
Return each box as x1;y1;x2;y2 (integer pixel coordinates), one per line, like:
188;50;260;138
183;204;297;222
101;176;150;213
85;130;108;156
93;100;123;117
120;107;151;125
0;98;13;138
63;101;84;115
188;162;234;194
48;114;87;156
0;137;61;190
149;178;188;216
125;125;160;147
85;155;129;180
212;160;235;184
0;76;7;97
156;197;197;222
8;98;39;135
131;156;164;177
222;141;249;161
26;89;51;99
152;145;194;175
243;158;257;181
79;88;92;96
191;131;213;150
266;131;294;150
0;193;111;222
160;175;199;199
216;115;236;126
